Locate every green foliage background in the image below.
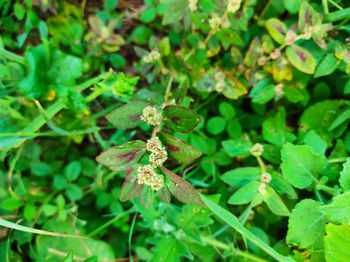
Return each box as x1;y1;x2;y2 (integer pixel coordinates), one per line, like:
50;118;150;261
1;0;350;261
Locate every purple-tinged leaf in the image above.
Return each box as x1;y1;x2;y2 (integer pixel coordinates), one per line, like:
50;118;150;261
119;167;143;201
163;105;202;133
157;132;202;165
298;2;322;33
96;140;146;171
157;185;171;204
286;45;316;74
161;166;205;207
139;185;155;209
106;101;149;129
265;18;287;44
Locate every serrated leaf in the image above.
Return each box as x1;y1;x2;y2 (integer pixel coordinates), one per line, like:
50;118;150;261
286;199;326;251
163;105;202;133
157;184;171;204
139;185;155;209
264;186;290;216
281;143;327;189
228;181;260;205
314;54;339;78
119;167;143;201
319;192;350;224
286;45;316;74
161;166;205;207
162;0;188;25
157;132;202;164
324;224;350;262
339;158;350;191
106;101;149;129
96;140;146;171
265;18;287;44
221;167;260;188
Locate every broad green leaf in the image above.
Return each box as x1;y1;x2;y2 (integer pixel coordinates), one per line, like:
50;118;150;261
329;108;350;131
221;167;260;187
222;138;252;156
286;199;326;251
1;198;24;210
106;101;149;129
302;130;327;155
157;132;202;164
206;117;226;135
324;224;350;262
31;162;52;177
64;161;81;182
286;45;316;74
130;26;153;45
66;184;83;201
162;0;188;25
281;143;327;189
141;7;156;23
161;166;205;207
270;172;297;199
163;105;202;133
314;54;339;78
201;195;295;262
219;102;236;119
251;85;275;104
265;18;287;44
264;186;290;216
228;181;260;205
96;140;146;171
319;192;350;224
63;251;73;262
283;0;301;14
339;158;350;191
119;167;143;201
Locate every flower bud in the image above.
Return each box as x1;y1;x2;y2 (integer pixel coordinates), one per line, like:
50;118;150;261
250;143;264;157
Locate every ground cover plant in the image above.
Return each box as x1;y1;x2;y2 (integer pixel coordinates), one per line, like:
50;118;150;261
1;0;350;261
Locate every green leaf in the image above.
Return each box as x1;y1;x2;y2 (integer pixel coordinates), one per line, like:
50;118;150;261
130;26;153;45
286;199;326;251
201;195;295;262
269;172;297;199
14;2;26;20
283;0;301;14
329;108;350;131
119;167;143;201
64;161;81;182
219;102;236;119
314;54;339;78
63;251;73;262
96;140;146;171
106;101;149;129
281;143;327;189
324;224;350;262
141;7;156;23
31;162;52;177
319;192;350;224
66;184;83;201
265;18;287;44
302;130;327;155
163;105;202;133
228;181;260;205
222;138;252;156
162;0;188;25
157;132;202;164
161;166;205;207
221;167;260;188
286;45;316;74
206;117;226;135
1;198;24;210
264;186;290;216
339;158;350;191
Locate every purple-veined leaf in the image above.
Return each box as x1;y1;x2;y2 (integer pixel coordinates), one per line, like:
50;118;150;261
286;45;316;74
298;2;322;33
161;166;205;207
96;140;146;171
119;167;143;201
157;132;202;164
139;185;155;209
265;18;287;44
106;101;149;129
157;185;171;204
163;105;202;133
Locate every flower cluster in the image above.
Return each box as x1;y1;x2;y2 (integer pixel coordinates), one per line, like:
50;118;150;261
147;136;168;167
258;172;271;197
214;72;226;92
189;0;198;12
143;50;161;63
137;165;164;191
209;17;222;30
227;0;241;13
141;106;163;126
274;84;284;96
250;143;264;157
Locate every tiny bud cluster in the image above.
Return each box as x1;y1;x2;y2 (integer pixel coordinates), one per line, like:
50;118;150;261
143;50;161;63
141;106;163;126
214;72;226;92
270;48;281;59
274;84;284;96
209;17;222;30
285;31;297;45
137;165;164;191
147;136;168;167
189;0;198;12
258;182;267;196
250;143;264;157
260;172;272;183
227;0;241;13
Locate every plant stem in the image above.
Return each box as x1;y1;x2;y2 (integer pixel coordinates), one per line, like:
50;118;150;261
328;0;343;10
256;156;266;174
164;73;174;103
322;0;329;14
0;48;26;64
328;157;348;163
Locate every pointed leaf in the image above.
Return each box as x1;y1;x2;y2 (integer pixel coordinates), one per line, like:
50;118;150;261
286;45;316;74
163;105;202;133
281;143;327;189
96;140;146;171
228;181;260;205
119;167;143;201
106;101;149;129
298;2;322;32
339;158;350;191
265;18;287;44
324;224;350;262
221;167;260;188
157;132;202;164
319;192;350;224
314;53;339;78
157;185;171;204
264;186;290;216
161;166;205;207
139;185;155;209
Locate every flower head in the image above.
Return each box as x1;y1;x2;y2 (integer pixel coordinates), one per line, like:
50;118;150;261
143;50;161;63
141;106;163;126
274;84;284;96
227;0;241;13
258;182;267;196
260;172;272;183
189;0;198;12
137;165;164;191
250;143;264;157
209;17;222;30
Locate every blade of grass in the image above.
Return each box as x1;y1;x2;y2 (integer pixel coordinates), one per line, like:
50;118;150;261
325;7;350;22
0;48;26;64
0;218;84;238
200;195;295;262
